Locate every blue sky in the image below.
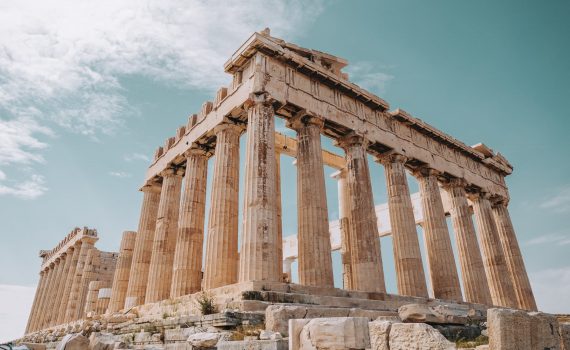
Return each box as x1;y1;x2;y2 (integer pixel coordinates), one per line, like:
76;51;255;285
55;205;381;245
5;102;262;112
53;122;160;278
1;0;569;341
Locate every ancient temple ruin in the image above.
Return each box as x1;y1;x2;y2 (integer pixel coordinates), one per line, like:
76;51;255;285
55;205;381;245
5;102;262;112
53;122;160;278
21;29;542;348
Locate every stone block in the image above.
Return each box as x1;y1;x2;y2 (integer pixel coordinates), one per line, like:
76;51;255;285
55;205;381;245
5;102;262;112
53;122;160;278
265;305;307;336
369;320;395;350
529;312;561;350
487;308;531;350
19;343;46;350
289;319;311;350
89;332;115;350
298;317;370;350
217;339;288;350
398;303;483;325
348;308;399;320
259;330;282;340
388;323;455;350
561;323;570;350
187;332;220;348
56;333;90;350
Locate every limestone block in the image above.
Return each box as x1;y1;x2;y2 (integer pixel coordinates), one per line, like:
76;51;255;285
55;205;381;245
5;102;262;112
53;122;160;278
529;312;561;350
89;332;115;350
475;346;489;350
560;323;570;350
369;320;395;350
298;317;370;350
398;303;483;324
19;343;46;350
187;332;220;348
304;307;349;319
259;330;282;340
289;319;311;350
217;339;288;350
265;305;307;336
348;308;399;320
388;323;455;350
56;333;90;350
487;308;531;350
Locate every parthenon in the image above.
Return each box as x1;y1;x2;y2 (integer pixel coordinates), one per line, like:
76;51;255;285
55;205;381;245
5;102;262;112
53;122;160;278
22;29;539;347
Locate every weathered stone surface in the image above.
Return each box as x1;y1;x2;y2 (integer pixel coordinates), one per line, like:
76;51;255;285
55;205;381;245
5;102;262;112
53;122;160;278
187;332;220;348
298;317;370;350
19;343;46;350
389;323;455;350
560;323;570;350
89;332;115;350
398;303;483;324
218;339;288;350
529;311;560;350
265;305;307;336
369;320;394;350
259;330;282;340
487;308;531;350
56;333;89;350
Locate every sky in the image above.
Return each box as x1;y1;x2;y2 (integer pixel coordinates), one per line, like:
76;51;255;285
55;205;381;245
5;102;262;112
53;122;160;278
1;0;569;342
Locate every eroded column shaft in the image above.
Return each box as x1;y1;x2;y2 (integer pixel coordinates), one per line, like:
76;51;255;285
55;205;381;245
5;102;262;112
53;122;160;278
56;243;80;324
145;168;183;303
39;259;63;329
204;125;241;289
124;184;161;308
275;151;283;282
493;201;537;311
25;270;46;333
49;251;73;326
239;99;281;282
334;170;353;290
65;238;95;322
380;154;428;298
108;231;136;313
30;268;50;332
293;117;334;287
416;169;462;300
471;193;517;308
337;135;385;293
443;181;492;305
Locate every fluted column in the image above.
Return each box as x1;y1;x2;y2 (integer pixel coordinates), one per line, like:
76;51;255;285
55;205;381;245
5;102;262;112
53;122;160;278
415;167;462;301
275;151;284;282
145;167;184;303
78;249;100;319
204;124;242;289
442;179;491;305
25;270;46;333
171;148;209;297
492;199;537;311
29;267;50;332
56;243;80;324
470;191;517;308
39;259;63;329
378;153;428;298
96;288;112;315
65;237;96;322
84;281;107;316
332;169;353;290
49;251;73;326
289;115;334;287
35;264;56;330
124;183;161;309
336;134;385;293
108;231;136;313
239;97;280;282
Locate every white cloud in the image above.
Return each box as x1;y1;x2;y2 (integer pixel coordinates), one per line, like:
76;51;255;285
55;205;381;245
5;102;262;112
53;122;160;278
109;171;132;178
531;266;570;314
0;174;47;199
0;284;36;343
344;62;394;95
540;186;570;213
124;153;150;163
525;232;570;246
0;117;52;166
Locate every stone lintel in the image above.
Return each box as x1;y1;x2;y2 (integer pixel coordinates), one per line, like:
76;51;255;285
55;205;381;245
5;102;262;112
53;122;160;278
40;227;98;271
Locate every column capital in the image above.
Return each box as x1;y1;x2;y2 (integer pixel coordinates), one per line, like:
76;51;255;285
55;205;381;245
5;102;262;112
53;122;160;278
183;143;211;158
375;151;408;166
244;92;275;110
334;132;367;150
411;165;441;179
466;189;491;202
213;120;246;136
140;181;161;194
440;177;469;190
490;195;510;208
286;110;324;131
160;166;185;178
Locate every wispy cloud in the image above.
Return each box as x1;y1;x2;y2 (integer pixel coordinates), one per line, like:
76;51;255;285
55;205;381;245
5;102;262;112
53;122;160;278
344;61;394;95
530;266;570;313
0;0;324;198
109;171;132;179
0;174;47;199
124;153;150;163
525;232;570;246
539;186;570;213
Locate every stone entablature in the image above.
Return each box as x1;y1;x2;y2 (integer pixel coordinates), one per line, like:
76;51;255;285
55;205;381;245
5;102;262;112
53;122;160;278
40;227;98;271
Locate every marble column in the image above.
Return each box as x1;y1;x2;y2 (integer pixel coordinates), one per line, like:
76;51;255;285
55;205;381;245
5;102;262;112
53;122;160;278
39;260;62;329
239;97;281;282
204;124;242;289
378;153;428;298
289;115;334;287
65;237;96;322
332;169;353;290
336;134;385;293
49;251;73;326
96;288;112;315
492;199;537;311
442;179;492;305
170;147;209;297
78;249;101;319
415;167;462;301
25;270;46;333
56;243;80;324
30;267;50;332
470;191;517;308
145;168;183;303
124;183;161;309
34;264;54;330
84;281;106;316
108;231;136;313
275;151;284;282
